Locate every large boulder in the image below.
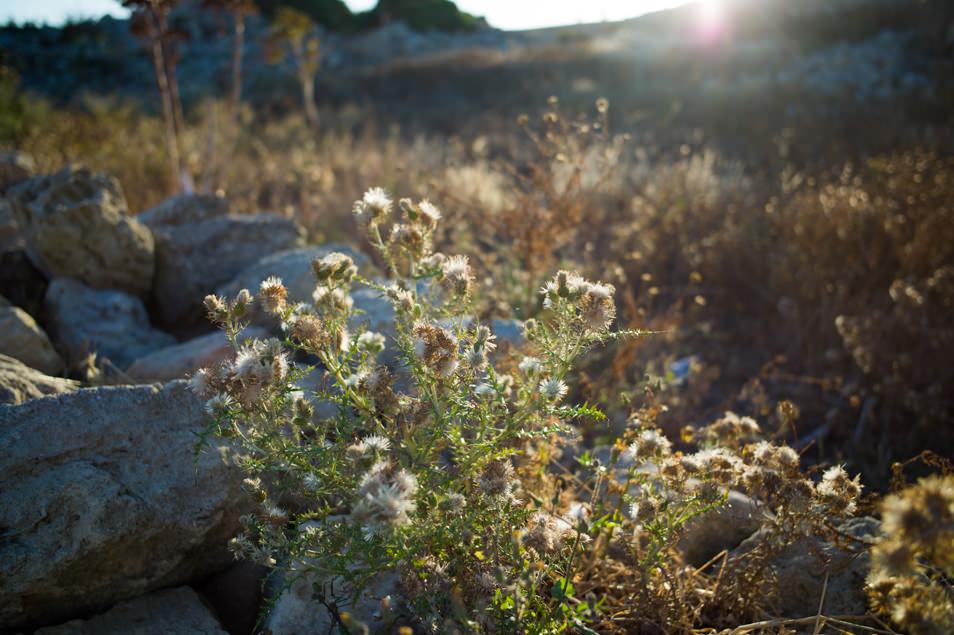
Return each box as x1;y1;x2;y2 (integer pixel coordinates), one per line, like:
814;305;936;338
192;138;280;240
0;353;78;405
0;381;253;631
137;192;230;227
44;277;176;369
678;489;763;568
0;295;63;375
350;281;523;344
35;586;228;635
217;244;368;311
126;327;268;383
141;195;305;325
731;516;878;618
7;166;155;295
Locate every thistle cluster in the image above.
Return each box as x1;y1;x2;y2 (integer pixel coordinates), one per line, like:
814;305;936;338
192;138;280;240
539;270;617;334
867;474;954;635
190;335;288;407
194;187;627;633
350;460;419;535
589;405;866;610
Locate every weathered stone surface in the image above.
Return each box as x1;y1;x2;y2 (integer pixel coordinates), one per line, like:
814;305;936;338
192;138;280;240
266;565;402;635
732;516;878;618
0;295;63;374
0;197;22;252
351;285;395;335
216;245;368;329
7;166;154;295
351;282;523;348
138;193;230;227
143;199;304;325
34;586;228;635
0;353;77;405
678;489;763;568
126;327;268;383
0;151;36;192
0;381;253;631
44;277;176;368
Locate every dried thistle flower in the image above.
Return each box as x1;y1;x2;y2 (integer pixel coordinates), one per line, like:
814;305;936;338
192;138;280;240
868;474;954;634
290;313;327;351
440;255;473;297
189;367;213;397
579;281;616;331
627;428;673;461
478;458;517;500
313;285;353;312
816;465;862;515
203;293;229;324
356;331;386;355
353;187;392;227
312;252;358;283
538;377;568;402
413;321;459;378
351;461;418;534
519;356;543;375
522;512;575;554
258;276;288;315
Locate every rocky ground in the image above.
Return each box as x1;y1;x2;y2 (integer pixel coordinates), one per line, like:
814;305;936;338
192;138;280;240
0;153;879;633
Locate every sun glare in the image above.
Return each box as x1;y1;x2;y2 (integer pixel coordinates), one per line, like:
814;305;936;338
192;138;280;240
694;0;729;45
699;0;724;23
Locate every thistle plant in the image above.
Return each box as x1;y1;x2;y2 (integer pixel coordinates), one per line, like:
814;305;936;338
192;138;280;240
574;409;869;631
193;187;633;632
867;474;954;634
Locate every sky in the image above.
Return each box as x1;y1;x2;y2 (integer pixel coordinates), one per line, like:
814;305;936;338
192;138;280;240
0;0;694;31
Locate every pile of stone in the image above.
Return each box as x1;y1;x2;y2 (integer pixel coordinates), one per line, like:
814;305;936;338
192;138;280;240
0;159;308;395
0;157;320;633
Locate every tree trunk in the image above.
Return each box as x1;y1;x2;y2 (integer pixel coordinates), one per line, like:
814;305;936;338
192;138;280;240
146;10;181;193
199;100;219;193
298;63;318;128
157;10;190;191
229;10;245;128
290;39;319;128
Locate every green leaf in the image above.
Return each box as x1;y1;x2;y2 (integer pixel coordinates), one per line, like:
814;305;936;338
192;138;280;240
551;577;575;600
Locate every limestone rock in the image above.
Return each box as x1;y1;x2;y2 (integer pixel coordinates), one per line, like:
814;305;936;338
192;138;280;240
0;295;63;374
44;277;176;369
0;151;36;192
678;489;763;568
732;516;878;618
142;198;304;325
0;197;22;252
0;381;253;631
7;166;154;295
266;566;402;635
138;192;230;227
351;282;523;348
0;353;77;405
126;327;268;383
216;244;368;329
34;586;228;635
